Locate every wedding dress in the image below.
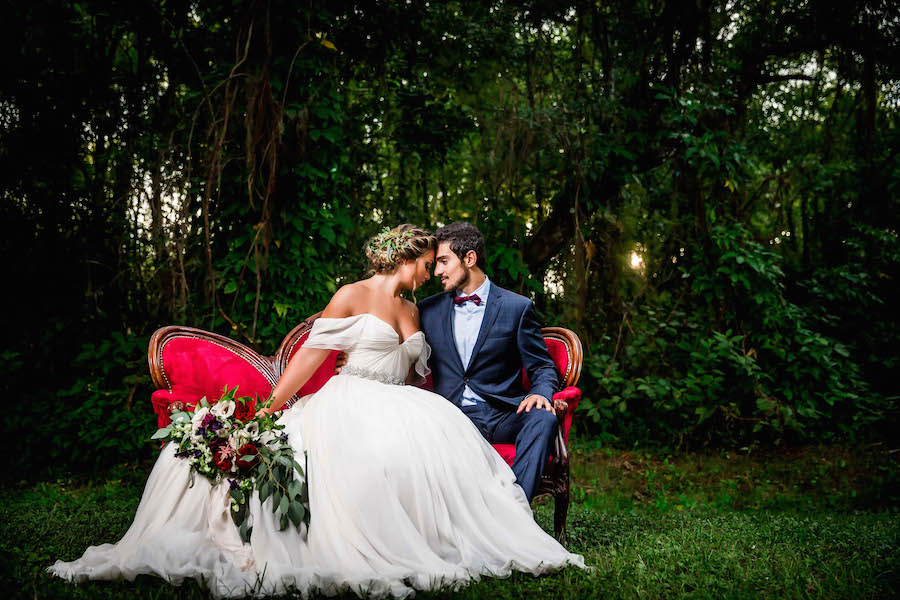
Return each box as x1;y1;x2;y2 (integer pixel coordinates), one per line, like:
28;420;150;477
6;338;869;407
49;313;585;597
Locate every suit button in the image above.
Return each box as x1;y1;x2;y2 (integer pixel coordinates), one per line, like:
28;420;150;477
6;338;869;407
464;377;470;383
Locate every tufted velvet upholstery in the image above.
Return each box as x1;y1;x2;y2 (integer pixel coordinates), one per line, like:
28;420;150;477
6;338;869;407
149;336;273;428
148;319;583;542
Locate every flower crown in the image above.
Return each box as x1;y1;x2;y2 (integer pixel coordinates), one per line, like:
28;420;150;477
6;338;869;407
368;228;418;263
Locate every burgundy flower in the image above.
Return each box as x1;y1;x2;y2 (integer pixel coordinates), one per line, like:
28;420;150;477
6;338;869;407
234;401;255;423
236;444;259;470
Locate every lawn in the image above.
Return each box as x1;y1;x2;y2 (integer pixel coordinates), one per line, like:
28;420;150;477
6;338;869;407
2;442;897;599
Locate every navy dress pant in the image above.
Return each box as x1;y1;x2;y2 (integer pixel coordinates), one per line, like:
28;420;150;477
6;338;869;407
460;401;557;502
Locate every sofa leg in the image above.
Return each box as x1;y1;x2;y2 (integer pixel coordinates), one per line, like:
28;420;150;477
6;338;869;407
553;492;569;545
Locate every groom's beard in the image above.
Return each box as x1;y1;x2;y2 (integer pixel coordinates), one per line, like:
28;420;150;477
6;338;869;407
443;266;470;293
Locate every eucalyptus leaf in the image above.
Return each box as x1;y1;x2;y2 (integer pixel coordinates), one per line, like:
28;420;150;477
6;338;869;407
150;427;172;440
234;502;247;523
288;500;304;528
259;480;273;504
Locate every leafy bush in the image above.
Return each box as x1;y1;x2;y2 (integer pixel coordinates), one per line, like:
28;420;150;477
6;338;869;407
578;224;885;447
3;332;156;479
54;332;156;468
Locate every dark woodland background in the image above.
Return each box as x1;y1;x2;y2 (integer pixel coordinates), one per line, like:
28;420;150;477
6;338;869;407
2;0;899;476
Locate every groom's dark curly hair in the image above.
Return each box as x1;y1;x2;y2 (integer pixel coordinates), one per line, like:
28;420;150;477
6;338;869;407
435;222;487;271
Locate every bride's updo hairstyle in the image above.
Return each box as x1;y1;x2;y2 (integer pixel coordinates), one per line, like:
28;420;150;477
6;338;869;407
365;224;436;274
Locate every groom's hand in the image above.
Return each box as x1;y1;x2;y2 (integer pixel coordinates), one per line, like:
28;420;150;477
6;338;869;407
517;394;554;414
334;351;348;374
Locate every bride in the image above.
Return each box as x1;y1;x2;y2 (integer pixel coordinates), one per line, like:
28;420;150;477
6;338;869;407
49;224;585;598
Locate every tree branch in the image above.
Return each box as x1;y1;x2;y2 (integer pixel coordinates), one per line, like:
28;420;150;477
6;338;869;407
757;73;818;84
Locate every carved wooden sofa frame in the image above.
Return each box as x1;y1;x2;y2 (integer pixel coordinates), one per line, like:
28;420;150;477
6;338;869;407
148;313;583;541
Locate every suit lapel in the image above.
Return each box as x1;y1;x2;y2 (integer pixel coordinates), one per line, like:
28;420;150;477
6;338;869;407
442;292;466;373
466;286;502;373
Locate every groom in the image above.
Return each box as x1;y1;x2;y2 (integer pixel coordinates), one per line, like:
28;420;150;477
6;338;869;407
417;222;560;502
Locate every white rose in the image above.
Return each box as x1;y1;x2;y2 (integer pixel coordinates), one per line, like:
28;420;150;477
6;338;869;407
243;421;260;440
257;429;278;447
211;399;236;420
190;406;210;432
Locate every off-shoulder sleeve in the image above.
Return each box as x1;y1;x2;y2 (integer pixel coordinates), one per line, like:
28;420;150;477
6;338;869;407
413;338;432;378
303;315;367;351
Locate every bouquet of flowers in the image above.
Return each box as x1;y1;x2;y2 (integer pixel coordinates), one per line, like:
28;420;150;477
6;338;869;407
151;385;309;542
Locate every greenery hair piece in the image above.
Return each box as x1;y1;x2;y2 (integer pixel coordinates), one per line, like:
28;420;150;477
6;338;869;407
369;227;418;263
364;224;437;275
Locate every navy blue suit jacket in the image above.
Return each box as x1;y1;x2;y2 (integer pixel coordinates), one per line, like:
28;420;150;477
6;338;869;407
418;285;559;408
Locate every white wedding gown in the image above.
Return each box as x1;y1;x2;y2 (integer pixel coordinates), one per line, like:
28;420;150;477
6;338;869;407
49;313;585;597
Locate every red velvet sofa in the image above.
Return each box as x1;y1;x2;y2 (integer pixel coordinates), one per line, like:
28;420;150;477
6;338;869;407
148;312;583;541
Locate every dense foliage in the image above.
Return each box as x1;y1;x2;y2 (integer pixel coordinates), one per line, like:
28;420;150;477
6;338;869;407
2;0;898;474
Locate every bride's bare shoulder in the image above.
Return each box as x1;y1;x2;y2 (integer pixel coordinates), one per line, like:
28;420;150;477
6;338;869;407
321;282;367;318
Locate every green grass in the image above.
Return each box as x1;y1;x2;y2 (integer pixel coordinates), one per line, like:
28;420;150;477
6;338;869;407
2;443;898;599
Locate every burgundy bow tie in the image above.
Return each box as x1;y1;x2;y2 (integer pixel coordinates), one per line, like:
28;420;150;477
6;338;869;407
453;294;482;306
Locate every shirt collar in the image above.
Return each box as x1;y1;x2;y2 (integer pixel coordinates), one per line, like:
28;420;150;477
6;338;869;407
456;276;491;304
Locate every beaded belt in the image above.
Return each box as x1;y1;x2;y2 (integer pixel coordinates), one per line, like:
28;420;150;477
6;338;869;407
340;365;405;386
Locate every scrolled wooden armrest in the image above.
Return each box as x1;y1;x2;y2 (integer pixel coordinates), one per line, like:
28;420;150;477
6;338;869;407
553;400;568;427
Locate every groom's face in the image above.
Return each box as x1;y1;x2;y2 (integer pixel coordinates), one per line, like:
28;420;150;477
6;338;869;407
434;242;470;292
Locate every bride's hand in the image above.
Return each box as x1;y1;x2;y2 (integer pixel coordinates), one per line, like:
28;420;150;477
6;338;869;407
255;407;270;419
334;351;348;374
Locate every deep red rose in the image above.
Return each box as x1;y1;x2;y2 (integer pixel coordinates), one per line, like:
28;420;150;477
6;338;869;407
213;446;234;471
234;401;255;423
236;443;259;470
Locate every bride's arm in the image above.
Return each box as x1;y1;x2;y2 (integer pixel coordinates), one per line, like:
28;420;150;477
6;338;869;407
258;286;356;416
260;346;333;416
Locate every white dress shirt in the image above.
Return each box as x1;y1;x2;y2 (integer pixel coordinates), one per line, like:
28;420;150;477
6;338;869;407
454;277;491;406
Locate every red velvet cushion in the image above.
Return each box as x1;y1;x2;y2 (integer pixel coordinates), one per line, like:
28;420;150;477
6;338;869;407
153;337;273;426
492;444;561;467
522;338;570;390
493;443;517;466
151;390;179;428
